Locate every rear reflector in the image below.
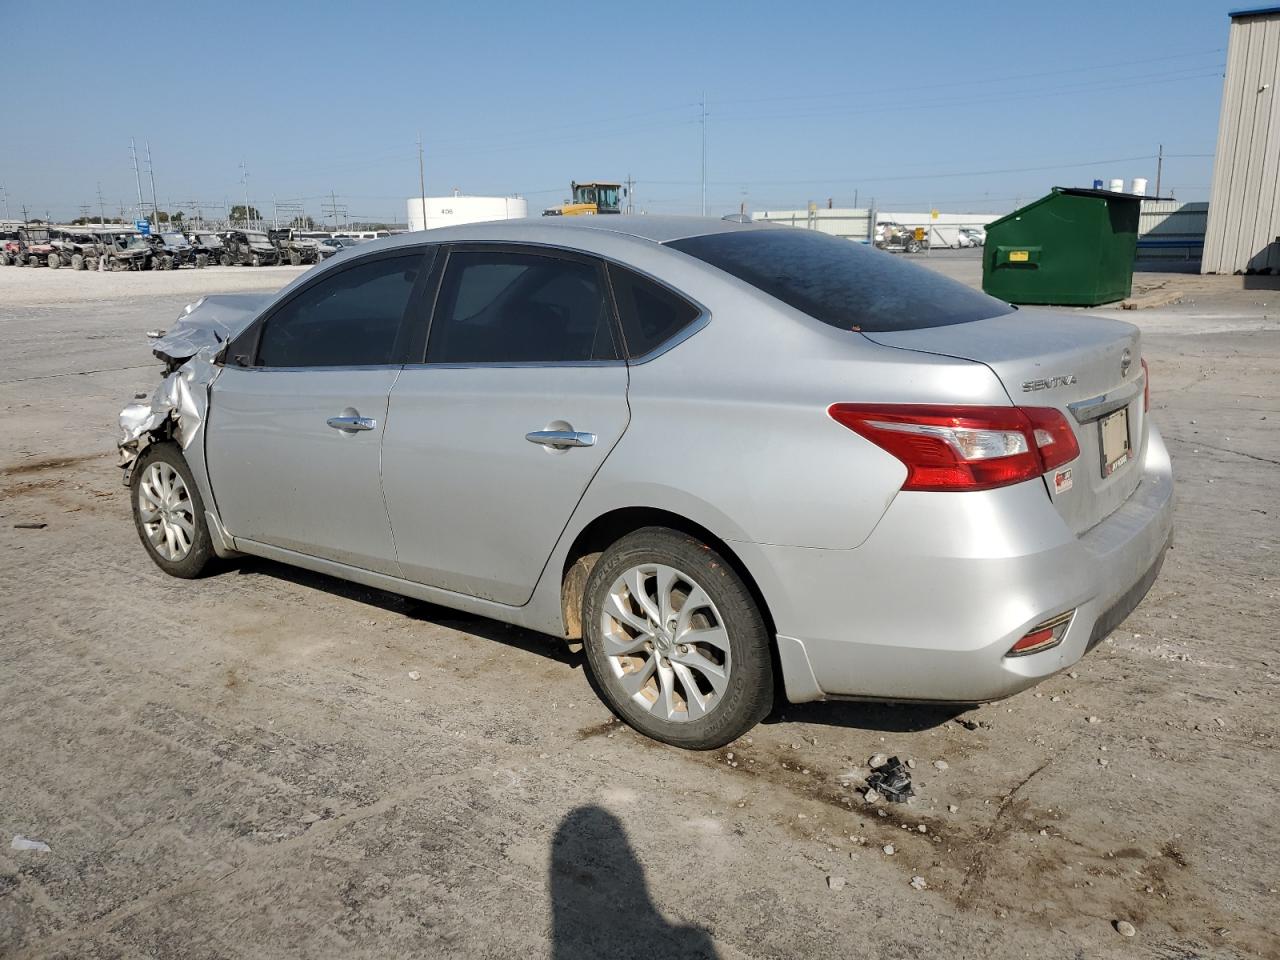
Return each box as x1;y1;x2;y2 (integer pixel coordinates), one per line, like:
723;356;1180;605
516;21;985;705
1006;611;1074;657
828;404;1081;492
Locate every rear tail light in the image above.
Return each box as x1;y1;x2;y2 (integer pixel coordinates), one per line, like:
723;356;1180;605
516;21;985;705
1140;357;1150;412
828;404;1081;492
1006;611;1073;657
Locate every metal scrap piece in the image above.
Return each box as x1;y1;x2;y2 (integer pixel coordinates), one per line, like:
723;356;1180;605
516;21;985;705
866;756;914;803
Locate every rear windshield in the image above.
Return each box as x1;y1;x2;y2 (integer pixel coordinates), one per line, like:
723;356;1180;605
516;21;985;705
667;228;1013;332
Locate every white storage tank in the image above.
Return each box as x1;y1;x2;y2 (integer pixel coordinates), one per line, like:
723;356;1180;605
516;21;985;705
406;195;529;232
1108;178;1125;193
1130;177;1148;197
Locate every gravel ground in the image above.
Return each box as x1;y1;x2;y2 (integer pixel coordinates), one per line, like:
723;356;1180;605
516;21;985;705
1;264;1277;959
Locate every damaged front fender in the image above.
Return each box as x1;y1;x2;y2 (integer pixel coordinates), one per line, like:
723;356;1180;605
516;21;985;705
118;293;270;482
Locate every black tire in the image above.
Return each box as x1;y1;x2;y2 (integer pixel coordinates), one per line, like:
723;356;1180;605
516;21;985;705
218;253;231;267
48;254;61;269
581;527;774;749
289;251;302;266
71;254;84;270
129;442;216;579
196;253;208;268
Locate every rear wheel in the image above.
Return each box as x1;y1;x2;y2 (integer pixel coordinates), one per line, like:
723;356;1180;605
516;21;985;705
219;253;231;266
289;251;301;266
71;253;84;270
581;527;774;749
251;253;261;267
47;254;60;268
196;253;208;268
130;443;215;579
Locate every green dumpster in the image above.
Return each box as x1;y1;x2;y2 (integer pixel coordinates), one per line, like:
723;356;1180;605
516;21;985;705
982;187;1141;306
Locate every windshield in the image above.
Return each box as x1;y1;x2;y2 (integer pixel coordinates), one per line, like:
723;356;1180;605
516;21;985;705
668;228;1014;333
162;233;187;245
245;233;272;246
125;236;149;250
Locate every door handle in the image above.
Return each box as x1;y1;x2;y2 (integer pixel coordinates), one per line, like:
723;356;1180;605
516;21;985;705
526;429;596;449
327;415;377;432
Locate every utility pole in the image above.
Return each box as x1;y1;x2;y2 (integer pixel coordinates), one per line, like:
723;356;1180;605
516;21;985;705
1155;143;1164;198
699;92;707;217
240;160;251;228
96;182;106;226
417;132;427;231
130;138;145;221
146;140;159;225
0;185;8;221
854;188;859;208
625;174;635;215
331;189;339;231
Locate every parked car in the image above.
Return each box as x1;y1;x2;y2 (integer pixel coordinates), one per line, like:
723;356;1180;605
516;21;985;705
874;220;925;253
3;226;58;267
119;217;1173;749
190;232;224;266
960;227;986;247
148;232;194;269
268;228;321;266
102;233;154;271
219;230;280;266
49;230;104;270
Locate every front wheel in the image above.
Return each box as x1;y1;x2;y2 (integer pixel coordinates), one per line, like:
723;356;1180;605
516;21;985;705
581;527;774;749
130;443;215;579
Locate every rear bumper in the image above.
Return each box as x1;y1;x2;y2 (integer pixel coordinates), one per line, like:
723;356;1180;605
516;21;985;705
739;423;1175;703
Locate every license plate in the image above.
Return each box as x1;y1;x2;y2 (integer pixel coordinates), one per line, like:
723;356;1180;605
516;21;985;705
1099;408;1131;477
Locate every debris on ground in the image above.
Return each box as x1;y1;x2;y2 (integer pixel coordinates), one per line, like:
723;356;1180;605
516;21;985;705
866;756;914;803
407;671;421;681
882;844;895;856
827;875;847;891
11;835;51;852
932;759;949;771
863;787;881;804
910;875;928;890
869;752;888;767
13;522;47;530
1114;920;1137;938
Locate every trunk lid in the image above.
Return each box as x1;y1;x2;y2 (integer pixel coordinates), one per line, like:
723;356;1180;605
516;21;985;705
863;308;1146;535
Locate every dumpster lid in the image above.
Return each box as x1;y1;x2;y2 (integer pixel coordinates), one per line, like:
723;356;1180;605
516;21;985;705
985;186;1142;231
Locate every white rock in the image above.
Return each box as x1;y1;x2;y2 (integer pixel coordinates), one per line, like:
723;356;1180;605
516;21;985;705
910;875;928;890
948;804;959;813
864;788;881;804
917;824;927;834
932;759;949;771
1115;920;1137;938
882;844;895;856
869;753;888;767
827;875;847;891
407;670;421;681
10;836;51;853
906;758;917;768
1087;716;1101;724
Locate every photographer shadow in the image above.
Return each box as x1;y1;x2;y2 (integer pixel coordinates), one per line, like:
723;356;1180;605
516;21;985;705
550;805;719;960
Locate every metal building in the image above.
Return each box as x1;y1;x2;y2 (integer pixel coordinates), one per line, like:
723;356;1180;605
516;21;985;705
1202;6;1280;274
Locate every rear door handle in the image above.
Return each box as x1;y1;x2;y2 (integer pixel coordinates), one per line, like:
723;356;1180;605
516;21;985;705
327;415;377;432
525;430;596;448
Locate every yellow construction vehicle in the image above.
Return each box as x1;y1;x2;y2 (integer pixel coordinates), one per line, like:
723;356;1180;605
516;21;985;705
542;181;624;216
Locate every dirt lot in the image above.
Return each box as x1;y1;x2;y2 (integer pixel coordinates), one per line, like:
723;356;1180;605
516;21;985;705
1;262;1277;959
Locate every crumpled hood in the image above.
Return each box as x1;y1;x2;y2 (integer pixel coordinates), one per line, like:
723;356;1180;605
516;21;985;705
151;293;271;363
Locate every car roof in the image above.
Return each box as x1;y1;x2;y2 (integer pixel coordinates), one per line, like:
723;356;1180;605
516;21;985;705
353;215;768;257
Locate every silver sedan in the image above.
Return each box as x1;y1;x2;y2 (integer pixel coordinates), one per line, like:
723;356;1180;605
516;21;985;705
119;216;1174;749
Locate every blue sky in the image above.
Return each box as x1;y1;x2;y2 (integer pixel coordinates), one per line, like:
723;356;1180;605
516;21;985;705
3;0;1239;223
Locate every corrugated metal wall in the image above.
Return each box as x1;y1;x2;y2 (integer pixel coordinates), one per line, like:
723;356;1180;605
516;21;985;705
1203;9;1280;274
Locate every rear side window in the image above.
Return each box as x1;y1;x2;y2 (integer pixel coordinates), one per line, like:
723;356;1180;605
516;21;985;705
667;229;1013;332
256;254;422;367
427;250;617;363
607;265;701;358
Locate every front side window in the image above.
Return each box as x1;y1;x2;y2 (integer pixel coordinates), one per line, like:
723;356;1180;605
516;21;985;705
256;253;422;367
426;250;616;364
